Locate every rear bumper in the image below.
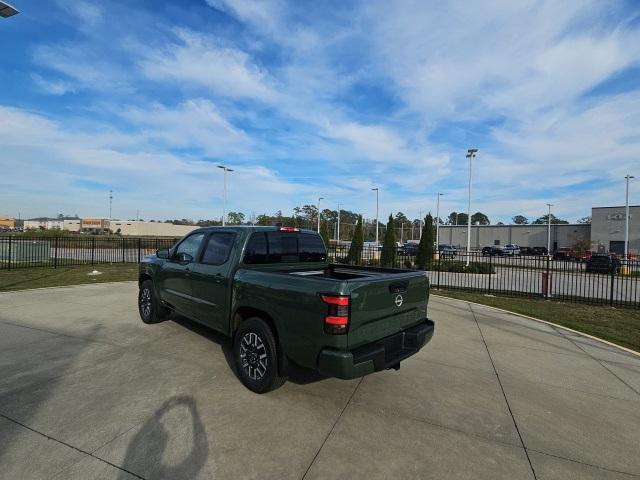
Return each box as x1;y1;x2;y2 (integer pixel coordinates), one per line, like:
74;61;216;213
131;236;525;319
317;318;435;379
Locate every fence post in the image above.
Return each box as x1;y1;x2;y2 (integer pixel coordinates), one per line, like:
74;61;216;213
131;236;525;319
122;237;126;263
436;254;441;289
54;236;58;269
487;254;492;294
7;235;12;270
91;236;95;265
609;269;615;307
137;237;141;264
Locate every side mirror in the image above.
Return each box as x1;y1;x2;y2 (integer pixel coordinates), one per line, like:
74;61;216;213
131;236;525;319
175;252;194;264
156;249;170;259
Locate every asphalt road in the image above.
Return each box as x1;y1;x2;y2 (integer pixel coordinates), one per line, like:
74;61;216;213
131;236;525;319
1;283;640;479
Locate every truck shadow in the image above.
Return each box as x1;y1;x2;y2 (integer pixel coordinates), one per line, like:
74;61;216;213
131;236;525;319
171;315;329;386
118;395;208;480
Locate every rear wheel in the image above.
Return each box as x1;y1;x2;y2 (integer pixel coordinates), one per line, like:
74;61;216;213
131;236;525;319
234;317;287;393
138;279;170;324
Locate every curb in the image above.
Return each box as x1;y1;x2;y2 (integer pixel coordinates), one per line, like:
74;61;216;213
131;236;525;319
432;293;640;358
0;280;136;295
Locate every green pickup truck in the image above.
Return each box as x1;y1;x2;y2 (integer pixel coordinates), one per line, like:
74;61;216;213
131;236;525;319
138;226;434;393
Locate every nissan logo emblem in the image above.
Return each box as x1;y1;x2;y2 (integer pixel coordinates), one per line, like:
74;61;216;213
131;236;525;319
395;294;403;307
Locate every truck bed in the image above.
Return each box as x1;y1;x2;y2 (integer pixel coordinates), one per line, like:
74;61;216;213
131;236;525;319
285;263;420;281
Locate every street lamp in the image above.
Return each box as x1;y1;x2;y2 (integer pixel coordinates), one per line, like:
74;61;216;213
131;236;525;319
436;192;445;252
546;203;553;255
317;197;324;232
625;175;635;260
0;2;19;17
418;210;423;240
372;188;379;245
217;165;234;226
465;148;478;266
336;203;341;242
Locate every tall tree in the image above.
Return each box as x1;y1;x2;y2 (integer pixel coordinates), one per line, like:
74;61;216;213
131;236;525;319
512;215;528;225
416;213;435;269
471;212;490;225
347;216;364;265
381;214;397;267
227;211;245;225
576;216;592;224
256;214;272;226
447;211;468;225
320;220;331;248
533;214;569;225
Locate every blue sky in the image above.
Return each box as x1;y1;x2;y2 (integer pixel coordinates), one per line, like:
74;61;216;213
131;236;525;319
1;0;639;223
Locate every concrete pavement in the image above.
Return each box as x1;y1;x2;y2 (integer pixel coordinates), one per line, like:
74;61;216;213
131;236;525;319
0;282;639;479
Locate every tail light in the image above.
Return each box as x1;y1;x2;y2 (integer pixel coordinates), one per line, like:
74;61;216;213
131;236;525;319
279;226;300;232
321;295;350;334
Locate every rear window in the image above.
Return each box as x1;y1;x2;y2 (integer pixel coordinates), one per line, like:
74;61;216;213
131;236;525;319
243;231;327;264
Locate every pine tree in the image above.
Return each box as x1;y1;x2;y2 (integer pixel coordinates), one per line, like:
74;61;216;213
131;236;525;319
381;214;397;267
320;220;331;249
347;216;364;264
416;213;435;269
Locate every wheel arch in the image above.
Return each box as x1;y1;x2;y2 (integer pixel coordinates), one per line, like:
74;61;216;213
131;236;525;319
233;306;289;376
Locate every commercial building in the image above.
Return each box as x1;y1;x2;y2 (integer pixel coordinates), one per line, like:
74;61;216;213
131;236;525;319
438;224;590;252
0;215;15;229
106;220;197;237
23;219;64;230
436;205;638;254
590;206;639;255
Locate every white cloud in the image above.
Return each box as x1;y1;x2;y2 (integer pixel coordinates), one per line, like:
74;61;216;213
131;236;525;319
138;28;276;102
31;73;76;95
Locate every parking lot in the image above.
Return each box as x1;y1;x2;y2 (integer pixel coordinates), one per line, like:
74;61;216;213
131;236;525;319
1;283;640;479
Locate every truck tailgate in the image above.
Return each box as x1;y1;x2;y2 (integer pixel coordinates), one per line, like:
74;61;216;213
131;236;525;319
347;272;429;349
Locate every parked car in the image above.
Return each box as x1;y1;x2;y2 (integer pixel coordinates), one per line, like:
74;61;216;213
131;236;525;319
139;226;434;393
531;246;548;256
553;247;573;261
503;244;521;256
438;244;457;258
585;254;621;274
402;242;420;255
482;246;505;256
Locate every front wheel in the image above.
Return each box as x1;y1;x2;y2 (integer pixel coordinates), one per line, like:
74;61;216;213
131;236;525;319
234;317;287;394
138;279;170;324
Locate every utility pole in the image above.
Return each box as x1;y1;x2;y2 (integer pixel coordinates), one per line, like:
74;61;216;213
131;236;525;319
419;210;423;240
372;188;379;244
401;222;404;243
466;149;478;266
436;192;444;250
546;203;553;256
336;203;341;242
217;165;234;226
625;175;635;260
317;197;324;232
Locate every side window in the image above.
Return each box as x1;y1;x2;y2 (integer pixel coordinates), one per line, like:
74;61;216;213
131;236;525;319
201;232;235;265
175;233;205;260
299;233;327;262
244;233;268;264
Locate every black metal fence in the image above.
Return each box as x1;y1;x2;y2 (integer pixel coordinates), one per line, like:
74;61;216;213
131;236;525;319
0;235;178;270
327;245;640;309
1;236;638;308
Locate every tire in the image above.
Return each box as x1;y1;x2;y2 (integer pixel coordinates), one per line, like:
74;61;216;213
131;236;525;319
234;317;287;394
138;279;170;324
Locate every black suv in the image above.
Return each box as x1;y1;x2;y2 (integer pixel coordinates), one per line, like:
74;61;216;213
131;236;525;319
482;246;505;256
585;254;621;274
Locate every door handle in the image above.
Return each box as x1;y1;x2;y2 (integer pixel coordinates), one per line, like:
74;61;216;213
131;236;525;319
215;273;223;283
185;268;191;277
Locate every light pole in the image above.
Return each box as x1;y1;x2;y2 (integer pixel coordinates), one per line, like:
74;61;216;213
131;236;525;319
400;222;404;243
546;203;553;255
317;197;324;232
217;165;234;226
109;190;113;220
436;192;444;251
418;210;423;240
372;188;379;245
336;203;341;242
625;175;635;260
465;148;478;266
0;2;19;18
